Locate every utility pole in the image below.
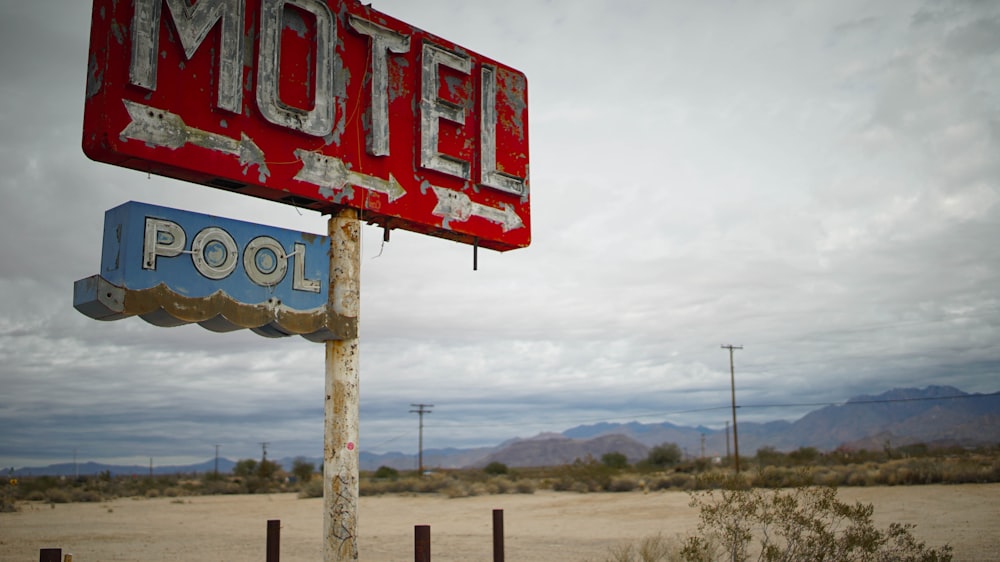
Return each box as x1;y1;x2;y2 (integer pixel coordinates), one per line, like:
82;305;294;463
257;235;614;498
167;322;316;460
721;344;743;473
260;442;270;465
214;444;220;477
409;404;433;474
725;421;731;461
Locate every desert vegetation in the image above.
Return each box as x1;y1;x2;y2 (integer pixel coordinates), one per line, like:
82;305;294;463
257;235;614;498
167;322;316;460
3;443;999;509
594;474;955;561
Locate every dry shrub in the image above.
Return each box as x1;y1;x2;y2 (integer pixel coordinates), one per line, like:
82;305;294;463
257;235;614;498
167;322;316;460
598;534;692;562
443;481;487;498
298;479;323;498
683;475;953;562
70;489;103;503
46;489;71;503
514;480;536;494
488;477;513;494
609;477;639;492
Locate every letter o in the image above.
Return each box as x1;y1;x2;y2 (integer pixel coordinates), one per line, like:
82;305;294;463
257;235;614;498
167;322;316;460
191;227;238;280
244;236;288;287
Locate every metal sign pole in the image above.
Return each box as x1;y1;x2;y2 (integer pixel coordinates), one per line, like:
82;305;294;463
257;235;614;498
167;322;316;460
324;208;361;561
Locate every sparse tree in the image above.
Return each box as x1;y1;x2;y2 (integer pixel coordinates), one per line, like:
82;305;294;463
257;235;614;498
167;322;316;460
756;446;785;467
233;459;258;477
787;446;820;465
373;465;399;479
646;443;682;469
484;461;509;476
291;457;314;483
601;451;629;470
257;459;281;480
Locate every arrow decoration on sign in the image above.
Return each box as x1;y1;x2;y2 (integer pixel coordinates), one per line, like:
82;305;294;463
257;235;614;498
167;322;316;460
293;149;406;202
119;100;270;181
430;186;524;232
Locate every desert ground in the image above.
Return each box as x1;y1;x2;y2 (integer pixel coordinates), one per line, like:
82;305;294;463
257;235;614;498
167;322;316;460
2;484;998;561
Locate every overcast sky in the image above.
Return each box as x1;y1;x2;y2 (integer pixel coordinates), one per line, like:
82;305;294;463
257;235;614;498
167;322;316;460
1;0;998;470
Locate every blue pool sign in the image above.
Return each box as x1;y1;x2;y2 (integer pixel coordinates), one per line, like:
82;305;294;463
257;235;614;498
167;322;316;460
74;202;351;341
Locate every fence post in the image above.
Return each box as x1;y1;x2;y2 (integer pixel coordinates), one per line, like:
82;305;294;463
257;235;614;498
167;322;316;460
39;549;61;562
414;525;431;562
267;519;281;562
492;509;504;562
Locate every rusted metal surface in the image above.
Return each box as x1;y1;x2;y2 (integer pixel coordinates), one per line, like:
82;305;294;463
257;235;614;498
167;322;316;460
75;275;355;341
84;0;530;251
324;208;361;561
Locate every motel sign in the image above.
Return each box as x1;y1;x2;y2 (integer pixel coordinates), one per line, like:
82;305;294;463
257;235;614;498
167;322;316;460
84;0;530;251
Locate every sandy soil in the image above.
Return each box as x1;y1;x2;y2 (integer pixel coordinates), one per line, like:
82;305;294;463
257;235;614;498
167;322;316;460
1;484;997;561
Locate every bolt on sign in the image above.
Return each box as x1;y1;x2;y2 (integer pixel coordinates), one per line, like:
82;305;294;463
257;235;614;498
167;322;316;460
83;0;530;252
73;201;349;341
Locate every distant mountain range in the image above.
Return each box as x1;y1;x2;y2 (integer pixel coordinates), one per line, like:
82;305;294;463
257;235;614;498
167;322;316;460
11;458;236;478
11;386;999;476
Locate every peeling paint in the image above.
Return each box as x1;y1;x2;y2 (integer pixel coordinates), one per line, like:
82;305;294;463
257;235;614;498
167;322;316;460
282;5;309;38
85;0;531;253
86;54;104;99
499;70;527;139
323;209;361;560
73;276;356;341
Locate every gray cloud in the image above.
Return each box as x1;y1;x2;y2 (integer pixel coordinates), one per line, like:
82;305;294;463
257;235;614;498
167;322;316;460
1;0;997;468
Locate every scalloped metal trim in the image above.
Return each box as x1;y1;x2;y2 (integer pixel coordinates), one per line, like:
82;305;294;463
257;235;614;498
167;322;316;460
74;275;354;342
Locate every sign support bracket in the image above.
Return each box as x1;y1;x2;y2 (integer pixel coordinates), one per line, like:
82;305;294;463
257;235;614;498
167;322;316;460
324;208;361;561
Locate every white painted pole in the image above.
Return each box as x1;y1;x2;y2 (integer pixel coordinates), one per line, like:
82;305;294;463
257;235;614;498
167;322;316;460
324;208;361;561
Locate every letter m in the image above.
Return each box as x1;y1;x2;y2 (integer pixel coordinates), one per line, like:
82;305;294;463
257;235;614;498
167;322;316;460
130;0;245;113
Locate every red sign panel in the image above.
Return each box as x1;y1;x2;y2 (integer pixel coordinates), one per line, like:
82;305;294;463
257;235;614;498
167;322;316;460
83;0;530;251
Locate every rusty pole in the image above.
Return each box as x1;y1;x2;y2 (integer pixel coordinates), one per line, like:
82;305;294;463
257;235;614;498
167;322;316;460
325;208;361;561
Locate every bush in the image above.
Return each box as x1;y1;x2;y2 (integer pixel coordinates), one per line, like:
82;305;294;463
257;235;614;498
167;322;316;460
554;458;614;492
292;458;315;483
608;477;639;492
602;452;629;470
373;465;400;479
484;462;509;476
599;534;688;562
646;444;682;469
682;475;953;561
70;489;103;502
298;479;323;499
46;489;71;503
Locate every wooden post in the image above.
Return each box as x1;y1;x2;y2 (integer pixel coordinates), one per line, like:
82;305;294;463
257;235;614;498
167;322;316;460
324;209;361;560
492;509;505;562
414;525;431;562
266;519;281;562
